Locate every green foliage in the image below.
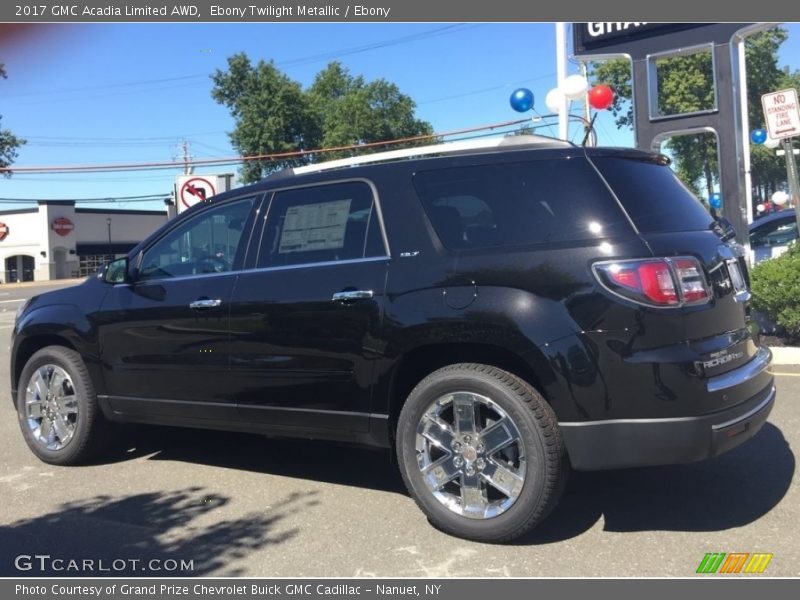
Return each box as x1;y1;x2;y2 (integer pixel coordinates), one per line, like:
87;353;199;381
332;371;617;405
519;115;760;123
211;56;433;183
0;62;25;176
655;52;715;117
590;51;718;197
751;242;800;340
308;62;433;159
745;29;799;201
666;133;718;198
588;28;796;200
588;58;633;129
211;54;314;182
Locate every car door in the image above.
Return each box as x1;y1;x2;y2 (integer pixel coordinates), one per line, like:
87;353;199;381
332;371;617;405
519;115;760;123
96;195;261;419
229;180;389;432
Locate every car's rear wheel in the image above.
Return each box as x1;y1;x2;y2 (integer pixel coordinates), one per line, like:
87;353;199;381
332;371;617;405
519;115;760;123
16;345;109;465
396;363;567;542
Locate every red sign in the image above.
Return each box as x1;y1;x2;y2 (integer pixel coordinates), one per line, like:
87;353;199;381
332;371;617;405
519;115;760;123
0;222;8;241
51;217;75;237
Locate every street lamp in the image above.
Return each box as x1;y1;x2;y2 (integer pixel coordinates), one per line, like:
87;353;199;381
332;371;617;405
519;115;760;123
106;217;112;260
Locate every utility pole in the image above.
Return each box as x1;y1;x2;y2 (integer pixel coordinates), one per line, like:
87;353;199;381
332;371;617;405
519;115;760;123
106;217;112;260
580;61;592;146
176;139;194;175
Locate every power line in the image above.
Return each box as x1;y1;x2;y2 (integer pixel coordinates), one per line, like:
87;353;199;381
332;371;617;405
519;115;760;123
0;117;537;174
19;131;227;142
0;194;171;204
418;73;555;105
0;120;567;207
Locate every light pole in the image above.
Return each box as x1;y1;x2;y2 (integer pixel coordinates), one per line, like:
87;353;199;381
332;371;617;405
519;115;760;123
106;217;112;260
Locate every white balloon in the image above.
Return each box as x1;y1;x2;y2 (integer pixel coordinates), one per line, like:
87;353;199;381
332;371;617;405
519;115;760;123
756;203;766;213
545;88;566;113
560;74;589;99
772;191;790;206
764;136;781;149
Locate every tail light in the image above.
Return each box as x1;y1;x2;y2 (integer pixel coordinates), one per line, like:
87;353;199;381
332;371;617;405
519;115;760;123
593;257;710;308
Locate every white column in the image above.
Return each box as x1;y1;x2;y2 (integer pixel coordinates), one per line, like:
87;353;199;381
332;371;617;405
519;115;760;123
736;39;754;226
555;22;569;141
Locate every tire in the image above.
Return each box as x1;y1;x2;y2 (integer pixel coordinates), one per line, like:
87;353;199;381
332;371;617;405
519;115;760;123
396;363;568;543
16;345;109;465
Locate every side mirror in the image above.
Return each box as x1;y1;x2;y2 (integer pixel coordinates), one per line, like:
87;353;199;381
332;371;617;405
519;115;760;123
104;257;129;284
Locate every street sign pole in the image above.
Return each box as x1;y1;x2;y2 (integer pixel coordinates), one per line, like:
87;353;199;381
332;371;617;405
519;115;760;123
782;137;800;234
761;87;800;236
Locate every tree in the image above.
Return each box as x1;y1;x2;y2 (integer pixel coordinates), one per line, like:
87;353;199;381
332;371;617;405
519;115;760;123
212;57;433;183
743;29;796;204
0;62;25;176
589;28;796;202
591;50;718;199
308;62;433;158
211;54;314;183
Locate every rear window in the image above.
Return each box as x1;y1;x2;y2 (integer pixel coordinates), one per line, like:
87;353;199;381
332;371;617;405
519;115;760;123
413;158;630;250
591;157;715;233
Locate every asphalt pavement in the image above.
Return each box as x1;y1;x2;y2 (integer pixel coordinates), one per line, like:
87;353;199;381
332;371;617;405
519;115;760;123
0;280;797;577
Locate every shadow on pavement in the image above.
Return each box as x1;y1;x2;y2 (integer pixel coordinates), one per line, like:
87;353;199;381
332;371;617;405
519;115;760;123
0;487;310;576
519;423;795;544
101;425;406;494
90;421;793;545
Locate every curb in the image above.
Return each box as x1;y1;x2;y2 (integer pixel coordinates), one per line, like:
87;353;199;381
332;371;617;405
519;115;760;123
769;346;800;365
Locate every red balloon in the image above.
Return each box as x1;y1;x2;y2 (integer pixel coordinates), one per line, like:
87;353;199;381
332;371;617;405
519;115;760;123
588;84;614;110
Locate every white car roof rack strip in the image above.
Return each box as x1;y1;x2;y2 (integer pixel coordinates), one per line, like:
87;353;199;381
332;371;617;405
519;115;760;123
292;134;569;175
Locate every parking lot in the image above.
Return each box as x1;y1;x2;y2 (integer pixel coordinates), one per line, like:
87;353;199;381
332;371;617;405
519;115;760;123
0;280;797;577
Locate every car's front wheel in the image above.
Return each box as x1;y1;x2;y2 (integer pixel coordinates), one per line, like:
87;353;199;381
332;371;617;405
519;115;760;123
16;345;109;465
396;363;567;542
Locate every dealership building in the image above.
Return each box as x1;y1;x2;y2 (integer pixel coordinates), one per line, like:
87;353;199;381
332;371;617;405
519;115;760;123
0;200;172;283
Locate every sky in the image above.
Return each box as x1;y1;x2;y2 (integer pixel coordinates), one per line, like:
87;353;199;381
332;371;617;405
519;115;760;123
1;22;800;211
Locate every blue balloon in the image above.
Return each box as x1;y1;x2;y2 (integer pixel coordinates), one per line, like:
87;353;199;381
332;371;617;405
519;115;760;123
509;88;534;113
709;193;722;209
750;128;767;144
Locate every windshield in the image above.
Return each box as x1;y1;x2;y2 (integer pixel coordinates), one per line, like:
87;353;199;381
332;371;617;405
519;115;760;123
750;216;798;248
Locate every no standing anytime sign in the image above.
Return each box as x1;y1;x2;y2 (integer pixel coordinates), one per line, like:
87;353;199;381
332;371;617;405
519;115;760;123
761;88;800;140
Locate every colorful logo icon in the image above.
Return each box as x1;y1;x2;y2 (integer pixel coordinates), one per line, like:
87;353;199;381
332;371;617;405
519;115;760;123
697;552;773;574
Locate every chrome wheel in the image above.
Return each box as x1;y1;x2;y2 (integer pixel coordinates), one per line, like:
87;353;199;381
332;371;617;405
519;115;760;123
415;391;526;519
24;364;78;451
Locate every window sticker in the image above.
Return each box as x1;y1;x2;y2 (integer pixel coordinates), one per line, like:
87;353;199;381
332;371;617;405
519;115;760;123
278;199;352;253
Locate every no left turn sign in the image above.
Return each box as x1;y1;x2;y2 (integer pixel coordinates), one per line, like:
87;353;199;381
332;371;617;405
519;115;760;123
179;177;217;209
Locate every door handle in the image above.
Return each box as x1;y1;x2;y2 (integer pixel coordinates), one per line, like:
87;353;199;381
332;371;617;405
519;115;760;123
332;290;374;302
189;298;222;310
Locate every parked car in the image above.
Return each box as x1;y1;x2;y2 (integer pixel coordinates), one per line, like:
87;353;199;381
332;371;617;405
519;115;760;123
749;208;797;264
11;136;774;542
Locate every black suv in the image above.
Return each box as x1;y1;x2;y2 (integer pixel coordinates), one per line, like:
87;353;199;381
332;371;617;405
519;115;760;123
11;136;775;542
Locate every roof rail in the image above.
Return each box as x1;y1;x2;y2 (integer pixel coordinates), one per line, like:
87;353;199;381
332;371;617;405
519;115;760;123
291;134;571;176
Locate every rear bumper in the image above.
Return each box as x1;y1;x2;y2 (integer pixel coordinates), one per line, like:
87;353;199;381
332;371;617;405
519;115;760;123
561;348;775;470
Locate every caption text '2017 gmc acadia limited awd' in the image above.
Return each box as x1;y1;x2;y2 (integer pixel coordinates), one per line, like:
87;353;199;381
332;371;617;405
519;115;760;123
12;136;774;542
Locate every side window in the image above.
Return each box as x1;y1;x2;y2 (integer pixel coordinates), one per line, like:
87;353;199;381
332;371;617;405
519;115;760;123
414;159;630;250
258;181;386;268
139;197;256;281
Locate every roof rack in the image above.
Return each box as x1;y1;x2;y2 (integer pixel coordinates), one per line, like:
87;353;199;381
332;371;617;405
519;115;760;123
291;134;571;176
